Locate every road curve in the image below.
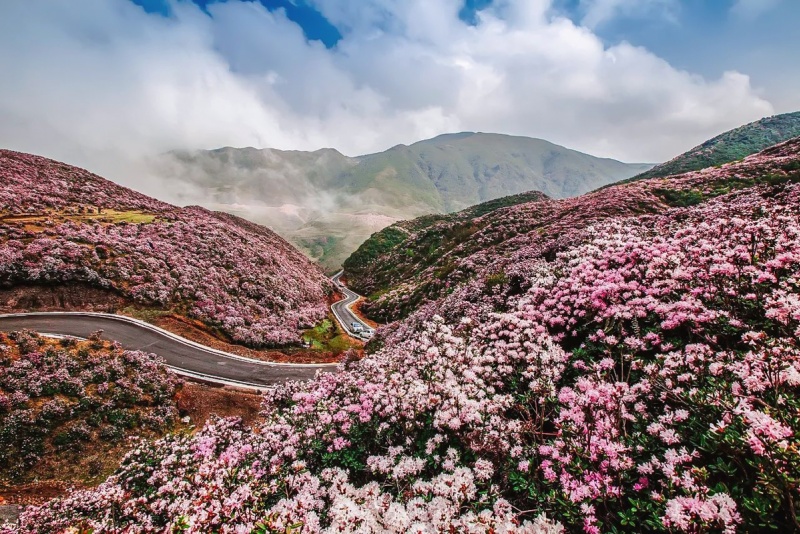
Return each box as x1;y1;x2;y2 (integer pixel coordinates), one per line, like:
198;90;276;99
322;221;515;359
330;271;374;339
0;312;335;390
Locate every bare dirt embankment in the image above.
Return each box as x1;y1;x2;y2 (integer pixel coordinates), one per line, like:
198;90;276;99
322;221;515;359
352;298;380;329
0;283;128;312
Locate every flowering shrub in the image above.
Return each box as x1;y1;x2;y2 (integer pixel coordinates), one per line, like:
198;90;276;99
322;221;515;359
348;138;800;322
0;331;180;479
0;150;331;347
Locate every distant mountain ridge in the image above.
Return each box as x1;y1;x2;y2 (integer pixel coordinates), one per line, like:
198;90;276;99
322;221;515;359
630;111;800;181
159;132;653;270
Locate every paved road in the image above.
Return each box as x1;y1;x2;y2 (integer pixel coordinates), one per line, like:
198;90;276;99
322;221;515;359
0;313;333;389
330;271;374;339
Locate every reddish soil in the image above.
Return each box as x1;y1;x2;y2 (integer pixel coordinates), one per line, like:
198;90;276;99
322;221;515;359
0;383;267;507
0;283;128;313
0;482;78;507
352;298;381;329
332;277;382;330
175;382;265;428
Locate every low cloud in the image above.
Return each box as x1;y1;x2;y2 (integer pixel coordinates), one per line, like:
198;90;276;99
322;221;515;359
0;0;776;200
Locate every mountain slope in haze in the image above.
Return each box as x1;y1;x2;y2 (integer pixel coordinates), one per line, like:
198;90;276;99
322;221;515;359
345;136;800;322
339;132;654;211
0;150;331;347
159;133;653;270
631;110;800;181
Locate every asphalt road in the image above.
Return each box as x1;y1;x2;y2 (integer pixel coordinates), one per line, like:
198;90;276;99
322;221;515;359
330;271;374;339
0;313;332;389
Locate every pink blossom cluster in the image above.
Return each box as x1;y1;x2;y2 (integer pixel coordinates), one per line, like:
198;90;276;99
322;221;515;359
0;150;331;346
0;330;180;478
9;416;563;533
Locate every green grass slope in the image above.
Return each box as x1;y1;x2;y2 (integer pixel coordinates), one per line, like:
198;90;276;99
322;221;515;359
342;191;549;297
631;111;800;181
344;137;800;323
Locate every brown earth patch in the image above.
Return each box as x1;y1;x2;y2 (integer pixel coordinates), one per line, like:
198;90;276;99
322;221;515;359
0;482;78;508
0;383;266;507
0;283;129;313
352;298;380;329
175;382;265;428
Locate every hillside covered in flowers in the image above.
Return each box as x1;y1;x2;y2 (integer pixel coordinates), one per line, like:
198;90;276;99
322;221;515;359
5;138;800;532
346;138;800;323
0;330;180;481
0;150;332;347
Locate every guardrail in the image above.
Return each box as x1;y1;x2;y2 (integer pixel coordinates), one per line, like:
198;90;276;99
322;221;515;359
1;312;339;390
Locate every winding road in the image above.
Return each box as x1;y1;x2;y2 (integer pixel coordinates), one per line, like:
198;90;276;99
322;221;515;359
0;312;332;390
330;271;375;339
0;275;375;390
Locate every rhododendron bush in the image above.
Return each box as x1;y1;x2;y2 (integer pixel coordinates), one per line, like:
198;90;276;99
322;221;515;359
8;140;800;532
0;150;331;347
0;330;180;479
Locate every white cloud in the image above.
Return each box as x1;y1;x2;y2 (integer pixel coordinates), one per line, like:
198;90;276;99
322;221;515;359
0;0;776;198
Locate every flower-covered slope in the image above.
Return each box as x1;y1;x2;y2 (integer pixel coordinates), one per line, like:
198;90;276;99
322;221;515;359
0;330;180;480
346;138;800;322
0;150;331;347
9;138;800;532
343;190;549;294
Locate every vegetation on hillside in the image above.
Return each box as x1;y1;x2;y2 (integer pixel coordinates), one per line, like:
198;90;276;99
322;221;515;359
164;133;651;270
0;331;179;481
343;191;549;300
0;150;332;348
630;111;800;181
10;138;800;532
346;139;800;323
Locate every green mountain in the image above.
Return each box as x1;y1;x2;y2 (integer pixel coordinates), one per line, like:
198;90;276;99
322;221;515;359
339;133;653;212
343;190;549;283
158;133;652;271
630;111;800;181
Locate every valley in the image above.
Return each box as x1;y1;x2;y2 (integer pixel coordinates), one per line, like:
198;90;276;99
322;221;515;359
159;133;653;271
4;1;800;531
4;120;800;532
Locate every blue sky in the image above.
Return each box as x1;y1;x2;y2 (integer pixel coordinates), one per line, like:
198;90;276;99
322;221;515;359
0;0;797;187
128;0;799;101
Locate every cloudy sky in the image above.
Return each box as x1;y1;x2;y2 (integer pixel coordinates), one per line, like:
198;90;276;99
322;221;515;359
0;0;797;187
